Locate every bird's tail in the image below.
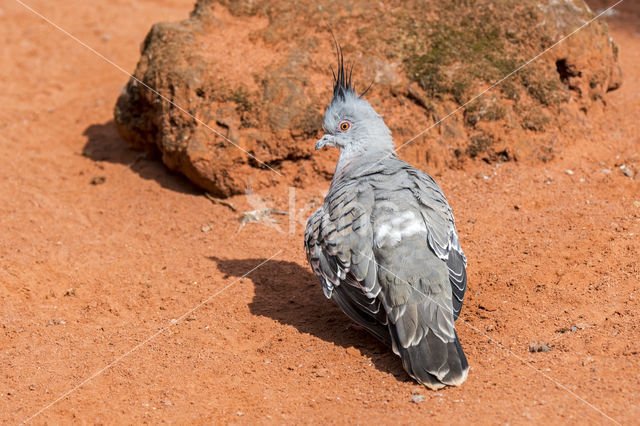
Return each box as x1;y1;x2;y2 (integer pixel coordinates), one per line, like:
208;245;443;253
389;328;469;390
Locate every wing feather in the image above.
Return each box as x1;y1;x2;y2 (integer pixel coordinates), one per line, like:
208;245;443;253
304;180;384;341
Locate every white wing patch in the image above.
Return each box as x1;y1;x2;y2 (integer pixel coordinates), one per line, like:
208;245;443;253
374;210;427;248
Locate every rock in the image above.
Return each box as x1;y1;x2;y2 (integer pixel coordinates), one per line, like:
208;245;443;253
529;341;552;352
114;0;622;196
478;302;498;312
410;387;423;395
411;394;425;403
90;176;106;185
345;347;360;357
314;367;330;378
620;165;634;178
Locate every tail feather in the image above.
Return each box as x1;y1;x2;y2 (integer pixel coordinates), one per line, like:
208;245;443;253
390;326;469;389
442;332;469;386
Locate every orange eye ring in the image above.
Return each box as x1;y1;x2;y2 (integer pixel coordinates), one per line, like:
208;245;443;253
339;121;350;131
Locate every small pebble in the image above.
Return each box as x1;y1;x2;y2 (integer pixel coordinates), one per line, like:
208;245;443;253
201;224;212;232
345;347;360;357
90;176;106;185
314;368;330;377
602;169;611;174
529;342;552;353
565;169;574;175
411;395;425;403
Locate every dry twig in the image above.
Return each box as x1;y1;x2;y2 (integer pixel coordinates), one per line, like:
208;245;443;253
204;193;237;212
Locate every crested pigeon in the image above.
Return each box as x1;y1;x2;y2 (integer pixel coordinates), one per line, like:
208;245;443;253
304;46;469;389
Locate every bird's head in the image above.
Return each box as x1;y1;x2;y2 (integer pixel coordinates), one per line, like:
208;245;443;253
315;45;394;157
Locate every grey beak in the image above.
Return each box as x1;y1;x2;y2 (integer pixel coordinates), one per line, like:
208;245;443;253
315;135;329;150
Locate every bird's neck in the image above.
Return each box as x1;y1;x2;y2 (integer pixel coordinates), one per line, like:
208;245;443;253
334;143;396;181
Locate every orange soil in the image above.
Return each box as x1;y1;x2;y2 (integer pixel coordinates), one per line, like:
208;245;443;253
1;0;638;424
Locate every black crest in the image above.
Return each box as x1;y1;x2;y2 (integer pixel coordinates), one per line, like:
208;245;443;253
330;34;373;102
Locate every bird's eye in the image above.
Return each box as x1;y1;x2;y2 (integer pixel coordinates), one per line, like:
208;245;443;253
339;121;350;131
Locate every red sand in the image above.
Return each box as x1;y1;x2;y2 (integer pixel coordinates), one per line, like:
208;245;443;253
1;0;638;423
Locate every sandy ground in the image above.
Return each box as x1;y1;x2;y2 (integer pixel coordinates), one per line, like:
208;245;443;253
1;0;639;424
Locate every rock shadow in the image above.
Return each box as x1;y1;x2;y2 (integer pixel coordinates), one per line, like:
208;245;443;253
82;120;200;195
210;257;411;382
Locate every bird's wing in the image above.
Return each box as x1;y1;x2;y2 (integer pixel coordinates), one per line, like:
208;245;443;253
304;179;390;345
366;161;468;388
406;167;467;320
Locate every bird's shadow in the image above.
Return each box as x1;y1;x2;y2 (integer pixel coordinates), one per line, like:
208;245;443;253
82;120;200;195
210;257;411;382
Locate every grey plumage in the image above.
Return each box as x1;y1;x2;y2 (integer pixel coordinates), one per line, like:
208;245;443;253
304;46;469;389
